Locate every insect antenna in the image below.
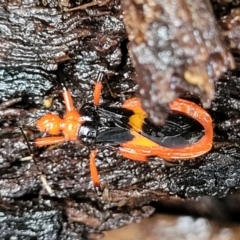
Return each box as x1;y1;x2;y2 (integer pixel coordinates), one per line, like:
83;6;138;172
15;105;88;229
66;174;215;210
19;126;53;194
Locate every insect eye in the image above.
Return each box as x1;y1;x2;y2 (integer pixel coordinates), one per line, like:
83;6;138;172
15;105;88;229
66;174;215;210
88;130;97;138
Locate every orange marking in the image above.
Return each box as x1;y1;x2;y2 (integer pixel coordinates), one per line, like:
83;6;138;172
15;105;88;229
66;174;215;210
121;98;213;160
122;97;142;109
120;146;148;161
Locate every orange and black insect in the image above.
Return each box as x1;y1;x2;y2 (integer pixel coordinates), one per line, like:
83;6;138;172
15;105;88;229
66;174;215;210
34;73;213;186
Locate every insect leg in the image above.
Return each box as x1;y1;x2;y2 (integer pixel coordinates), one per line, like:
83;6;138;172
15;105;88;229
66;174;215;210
89;149;100;186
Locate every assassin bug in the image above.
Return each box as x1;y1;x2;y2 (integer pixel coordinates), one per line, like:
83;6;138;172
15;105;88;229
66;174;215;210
34;73;213;186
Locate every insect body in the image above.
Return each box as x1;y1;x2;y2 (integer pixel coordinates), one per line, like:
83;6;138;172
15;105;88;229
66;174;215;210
35;75;213;186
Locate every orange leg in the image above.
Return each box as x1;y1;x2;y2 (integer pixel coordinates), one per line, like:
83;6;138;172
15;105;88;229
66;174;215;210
93;82;103;106
62;87;76;112
34;136;66;147
93;72;104;106
89;149;100;186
